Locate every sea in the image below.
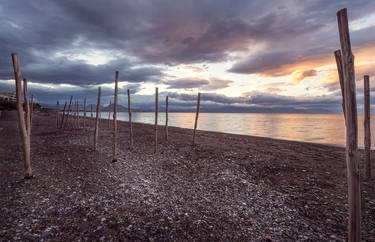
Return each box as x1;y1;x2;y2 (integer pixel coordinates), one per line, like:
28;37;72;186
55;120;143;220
87;112;375;148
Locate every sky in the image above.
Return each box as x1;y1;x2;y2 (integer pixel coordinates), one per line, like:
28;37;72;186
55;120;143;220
1;0;375;113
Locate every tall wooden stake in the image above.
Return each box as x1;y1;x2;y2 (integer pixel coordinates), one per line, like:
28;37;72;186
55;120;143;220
65;96;73;129
334;50;346;118
364;75;371;178
94;87;101;150
60;101;67;128
76;100;80;128
108;100;112;128
112;72;119;162
11;53;32;178
127;89;133;148
23;78;31;149
154;87;158;153
56;100;60;128
337;8;360;242
193;92;201;146
30;94;34;127
165;96;168;142
83;97;86;128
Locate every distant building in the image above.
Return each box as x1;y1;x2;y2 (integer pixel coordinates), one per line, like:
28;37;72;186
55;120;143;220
0;92;16;102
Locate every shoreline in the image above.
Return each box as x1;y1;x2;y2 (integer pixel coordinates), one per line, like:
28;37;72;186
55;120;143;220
1;110;374;240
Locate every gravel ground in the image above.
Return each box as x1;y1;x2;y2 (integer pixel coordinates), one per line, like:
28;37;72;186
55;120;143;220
0;110;374;241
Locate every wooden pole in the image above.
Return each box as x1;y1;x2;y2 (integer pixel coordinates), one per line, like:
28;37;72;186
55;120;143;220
64;96;73;129
94;87;101;150
108;100;112;128
165;96;168;142
90;104;93;126
60;101;67;128
364;75;371;178
127;89;133;148
30;94;34;127
11;53;32;178
334;50;346;118
83;97;86;128
112;72;119;162
193;92;201;146
76;100;80;128
154;87;158;153
337;8;361;242
56;100;60;128
23;78;31;149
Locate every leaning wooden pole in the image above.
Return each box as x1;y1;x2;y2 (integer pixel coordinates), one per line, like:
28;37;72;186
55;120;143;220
337;8;361;242
94;87;101;150
127;89;133;148
112;71;119;162
165;96;168;142
154;87;158;153
364;75;371;178
192;92;201;146
60;101;67;128
11;53;32;178
334;50;346;118
83;97;87;128
56;100;60;128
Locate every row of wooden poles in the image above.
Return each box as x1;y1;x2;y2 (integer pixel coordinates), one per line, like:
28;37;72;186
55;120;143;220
55;85;202;158
335;8;373;242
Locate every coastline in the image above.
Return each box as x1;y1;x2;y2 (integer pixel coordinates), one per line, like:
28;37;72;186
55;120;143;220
1;110;374;240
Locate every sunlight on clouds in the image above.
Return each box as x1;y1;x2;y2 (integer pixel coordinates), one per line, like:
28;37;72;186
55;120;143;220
55;49;120;65
351;12;375;31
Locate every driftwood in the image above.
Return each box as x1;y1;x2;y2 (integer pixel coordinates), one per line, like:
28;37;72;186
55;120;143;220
11;53;32;178
193;92;201;146
108;100;112;129
112;72;119;162
154;87;158;153
334;50;346;118
128;89;133;148
94;87;101;150
337;8;361;242
364;75;371;178
165;96;168;142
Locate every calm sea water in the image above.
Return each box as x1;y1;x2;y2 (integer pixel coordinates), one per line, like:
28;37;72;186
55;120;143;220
87;112;375;148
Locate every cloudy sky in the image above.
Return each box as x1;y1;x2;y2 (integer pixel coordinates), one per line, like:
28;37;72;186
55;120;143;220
1;0;375;113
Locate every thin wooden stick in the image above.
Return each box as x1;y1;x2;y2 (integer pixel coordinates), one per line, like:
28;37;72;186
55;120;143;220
108;100;112;128
337;8;360;242
64;96;73;129
30;94;34;127
112;71;119;162
60;101;67;128
94;87;101;150
127;89;133;148
193;92;201;146
83;97;86;128
165;96;168;142
154;87;158;153
334;50;346;118
23;78;31;145
364;75;371;178
11;53;32;178
56;100;60;128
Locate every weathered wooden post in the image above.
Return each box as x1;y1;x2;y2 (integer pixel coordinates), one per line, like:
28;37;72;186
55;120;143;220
64;96;73;129
154;87;158;153
76;100;80;128
83;97;87;128
192;92;201;146
127;89;133;148
60;101;67;128
94;87;101;150
334;50;346;117
56;100;60;128
364;75;371;178
30;94;34;127
337;8;361;242
23;78;31;142
165;96;168;142
108;100;112;128
11;53;32;178
112;71;119;162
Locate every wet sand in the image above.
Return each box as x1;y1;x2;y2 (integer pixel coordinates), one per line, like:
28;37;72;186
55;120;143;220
1;110;374;241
